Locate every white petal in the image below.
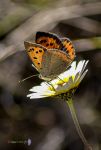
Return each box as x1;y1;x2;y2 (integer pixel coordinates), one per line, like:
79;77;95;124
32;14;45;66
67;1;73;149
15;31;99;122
27;60;89;99
29;86;42;92
74;72;80;83
55;77;73;93
29;84;50;94
80;60;89;76
78;69;88;84
75;60;85;74
27;93;49;99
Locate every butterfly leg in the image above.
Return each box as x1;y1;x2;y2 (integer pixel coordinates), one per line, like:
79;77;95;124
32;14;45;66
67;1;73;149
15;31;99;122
32;64;39;72
45;82;56;92
57;76;65;84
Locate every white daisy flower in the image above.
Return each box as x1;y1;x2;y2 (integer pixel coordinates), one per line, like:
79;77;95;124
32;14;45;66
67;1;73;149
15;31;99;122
27;60;92;149
27;60;89;99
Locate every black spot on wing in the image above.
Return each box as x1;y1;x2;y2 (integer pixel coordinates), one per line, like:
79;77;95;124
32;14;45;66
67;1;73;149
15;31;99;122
39;50;42;52
46;44;49;46
28;48;34;52
33;57;37;59
50;43;53;46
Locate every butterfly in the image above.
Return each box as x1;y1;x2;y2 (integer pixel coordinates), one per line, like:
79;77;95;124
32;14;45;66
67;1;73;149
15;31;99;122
24;31;75;81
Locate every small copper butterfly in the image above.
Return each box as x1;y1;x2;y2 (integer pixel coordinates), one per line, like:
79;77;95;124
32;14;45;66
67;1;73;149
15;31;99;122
24;31;75;81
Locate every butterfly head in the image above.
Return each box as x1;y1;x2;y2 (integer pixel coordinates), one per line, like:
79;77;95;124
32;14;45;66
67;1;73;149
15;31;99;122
39;74;51;81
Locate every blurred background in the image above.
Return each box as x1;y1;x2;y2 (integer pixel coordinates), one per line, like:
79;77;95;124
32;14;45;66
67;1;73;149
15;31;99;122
0;0;101;150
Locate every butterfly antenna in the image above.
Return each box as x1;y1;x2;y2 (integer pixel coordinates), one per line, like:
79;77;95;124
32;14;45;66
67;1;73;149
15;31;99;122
19;74;39;83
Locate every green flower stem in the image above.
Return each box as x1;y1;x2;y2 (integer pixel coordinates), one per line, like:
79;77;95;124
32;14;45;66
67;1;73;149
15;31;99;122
66;98;92;150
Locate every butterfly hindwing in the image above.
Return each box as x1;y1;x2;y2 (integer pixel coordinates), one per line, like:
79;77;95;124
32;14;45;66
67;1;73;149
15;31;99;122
24;41;47;71
40;49;71;79
36;31;63;50
61;38;75;61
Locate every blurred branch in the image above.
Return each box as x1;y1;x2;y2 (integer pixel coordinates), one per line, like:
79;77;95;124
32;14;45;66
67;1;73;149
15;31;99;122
5;2;101;44
63;17;101;34
0;37;100;62
0;2;101;61
0;6;34;37
0;45;16;62
74;37;101;52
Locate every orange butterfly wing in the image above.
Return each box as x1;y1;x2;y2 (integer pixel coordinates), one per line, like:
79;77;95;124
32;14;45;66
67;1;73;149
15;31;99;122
61;38;75;61
24;41;47;71
35;31;63;50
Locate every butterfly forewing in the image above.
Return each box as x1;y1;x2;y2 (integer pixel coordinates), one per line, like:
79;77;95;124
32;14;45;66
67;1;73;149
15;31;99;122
24;41;47;71
36;31;63;50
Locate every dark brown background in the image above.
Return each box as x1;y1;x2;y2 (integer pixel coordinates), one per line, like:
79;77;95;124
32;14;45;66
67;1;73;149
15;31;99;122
0;0;101;150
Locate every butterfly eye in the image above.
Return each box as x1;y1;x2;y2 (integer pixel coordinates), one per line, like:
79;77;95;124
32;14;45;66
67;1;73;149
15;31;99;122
39;50;42;52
